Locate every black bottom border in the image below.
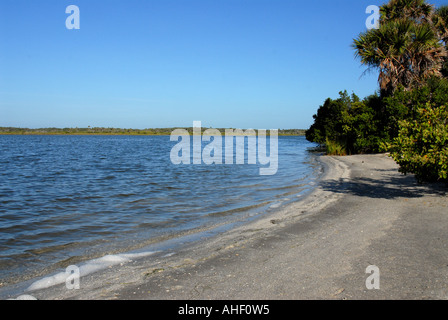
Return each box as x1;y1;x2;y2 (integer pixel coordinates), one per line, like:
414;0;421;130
1;299;446;318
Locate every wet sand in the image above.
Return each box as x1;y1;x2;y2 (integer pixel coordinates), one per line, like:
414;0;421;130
10;154;448;300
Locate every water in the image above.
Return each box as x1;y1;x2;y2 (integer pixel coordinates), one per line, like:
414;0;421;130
0;134;322;286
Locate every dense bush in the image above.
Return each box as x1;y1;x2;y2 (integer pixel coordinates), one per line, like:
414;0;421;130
305;91;351;147
381;77;448;139
391;104;448;182
305;91;386;155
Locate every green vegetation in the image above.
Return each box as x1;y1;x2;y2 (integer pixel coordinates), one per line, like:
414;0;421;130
0;126;306;136
305;90;386;155
389;78;448;182
0;127;175;136
306;0;448;182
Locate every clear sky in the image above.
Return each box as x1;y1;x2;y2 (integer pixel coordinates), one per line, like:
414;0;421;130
0;0;446;130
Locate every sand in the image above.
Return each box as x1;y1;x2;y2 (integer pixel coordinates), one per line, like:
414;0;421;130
7;154;448;300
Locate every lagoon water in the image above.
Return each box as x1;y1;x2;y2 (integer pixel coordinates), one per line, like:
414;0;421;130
0;135;322;286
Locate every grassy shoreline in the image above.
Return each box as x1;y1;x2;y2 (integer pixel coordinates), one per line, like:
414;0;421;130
0;127;306;136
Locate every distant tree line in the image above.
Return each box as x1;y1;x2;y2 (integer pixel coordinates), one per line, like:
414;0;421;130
306;0;448;182
0;126;306;136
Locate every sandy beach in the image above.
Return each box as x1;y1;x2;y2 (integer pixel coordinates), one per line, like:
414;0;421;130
11;153;448;300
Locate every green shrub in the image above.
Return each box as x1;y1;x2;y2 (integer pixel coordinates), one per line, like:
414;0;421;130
305;91;352;146
306;91;386;154
391;103;448;182
381;77;448;141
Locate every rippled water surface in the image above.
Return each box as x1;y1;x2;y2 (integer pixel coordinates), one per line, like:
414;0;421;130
0;134;321;284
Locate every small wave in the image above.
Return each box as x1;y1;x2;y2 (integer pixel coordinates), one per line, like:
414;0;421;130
25;242;76;256
129;198;151;205
25;251;157;292
114;193;137;198
82;195;103;200
235;183;266;189
257;183;306;192
53;197;75;203
205;201;272;218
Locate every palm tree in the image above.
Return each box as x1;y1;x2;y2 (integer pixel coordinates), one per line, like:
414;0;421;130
381;0;434;23
353;0;447;95
434;5;448;77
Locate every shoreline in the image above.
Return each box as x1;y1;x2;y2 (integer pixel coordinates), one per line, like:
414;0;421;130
0;133;304;137
4;153;448;300
0;150;322;296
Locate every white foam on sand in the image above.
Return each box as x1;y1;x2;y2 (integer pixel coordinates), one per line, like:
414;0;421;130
269;202;282;209
25;251;157;292
8;294;38;300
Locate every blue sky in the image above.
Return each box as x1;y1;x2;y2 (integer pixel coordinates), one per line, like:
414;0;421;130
0;0;446;130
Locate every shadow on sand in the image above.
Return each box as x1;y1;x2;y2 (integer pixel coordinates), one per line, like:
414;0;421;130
320;168;447;200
